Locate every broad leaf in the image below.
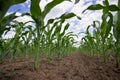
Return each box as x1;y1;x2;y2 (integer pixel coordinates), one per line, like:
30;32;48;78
30;0;42;20
103;0;109;6
83;4;104;13
42;0;71;18
61;23;70;36
60;13;81;20
108;5;120;11
105;13;113;38
0;13;17;37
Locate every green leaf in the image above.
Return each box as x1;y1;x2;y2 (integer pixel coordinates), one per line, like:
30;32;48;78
103;0;109;6
60;13;77;20
101;12;113;38
51;21;61;37
61;23;70;36
64;23;70;31
83;4;104;13
113;12;120;42
42;0;71;18
30;0;42;20
105;13;113;38
108;5;120;11
47;19;54;25
86;25;91;35
0;13;17;37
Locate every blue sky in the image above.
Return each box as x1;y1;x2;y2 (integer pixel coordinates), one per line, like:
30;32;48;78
5;0;118;44
7;0;30;13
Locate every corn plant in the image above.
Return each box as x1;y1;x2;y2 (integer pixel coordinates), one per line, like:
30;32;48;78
1;20;34;61
0;13;17;62
113;0;120;68
0;0;80;70
80;20;114;62
0;0;28;62
29;0;81;70
43;19;77;62
83;0;120;62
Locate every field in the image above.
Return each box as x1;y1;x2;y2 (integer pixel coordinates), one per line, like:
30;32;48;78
0;51;120;80
0;0;120;80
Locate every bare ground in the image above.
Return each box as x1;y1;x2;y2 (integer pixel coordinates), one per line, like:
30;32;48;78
0;51;120;80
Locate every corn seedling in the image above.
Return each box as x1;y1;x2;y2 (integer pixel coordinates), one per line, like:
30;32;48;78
29;0;80;70
82;0;120;65
112;0;120;68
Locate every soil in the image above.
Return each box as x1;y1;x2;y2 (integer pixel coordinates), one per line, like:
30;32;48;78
0;51;120;80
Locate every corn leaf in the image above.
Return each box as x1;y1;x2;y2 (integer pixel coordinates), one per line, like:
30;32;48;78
42;0;71;18
83;4;104;13
30;0;42;20
103;0;109;6
61;23;70;36
108;5;120;11
60;13;80;20
105;12;113;38
0;13;17;37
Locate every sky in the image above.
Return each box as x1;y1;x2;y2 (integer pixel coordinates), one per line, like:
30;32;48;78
5;0;118;45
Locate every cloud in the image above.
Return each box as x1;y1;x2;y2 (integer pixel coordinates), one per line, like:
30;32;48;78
7;0;30;13
15;12;33;22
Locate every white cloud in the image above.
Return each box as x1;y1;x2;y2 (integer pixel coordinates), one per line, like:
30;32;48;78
15;12;22;16
14;12;33;23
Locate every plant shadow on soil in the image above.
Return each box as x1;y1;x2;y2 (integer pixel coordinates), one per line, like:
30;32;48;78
0;51;120;80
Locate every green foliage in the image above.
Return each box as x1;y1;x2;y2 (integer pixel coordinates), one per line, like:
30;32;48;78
0;0;27;62
29;0;80;70
83;4;104;13
1;0;120;70
0;0;80;69
112;0;120;67
80;20;114;57
81;0;120;67
83;0;120;13
0;13;17;37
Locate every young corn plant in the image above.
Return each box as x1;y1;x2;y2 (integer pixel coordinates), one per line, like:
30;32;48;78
43;16;79;61
113;0;120;68
84;0;119;62
3;20;34;61
80;20;114;61
0;0;80;69
30;0;80;70
80;26;96;55
53;22;75;58
0;13;18;62
0;12;30;62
